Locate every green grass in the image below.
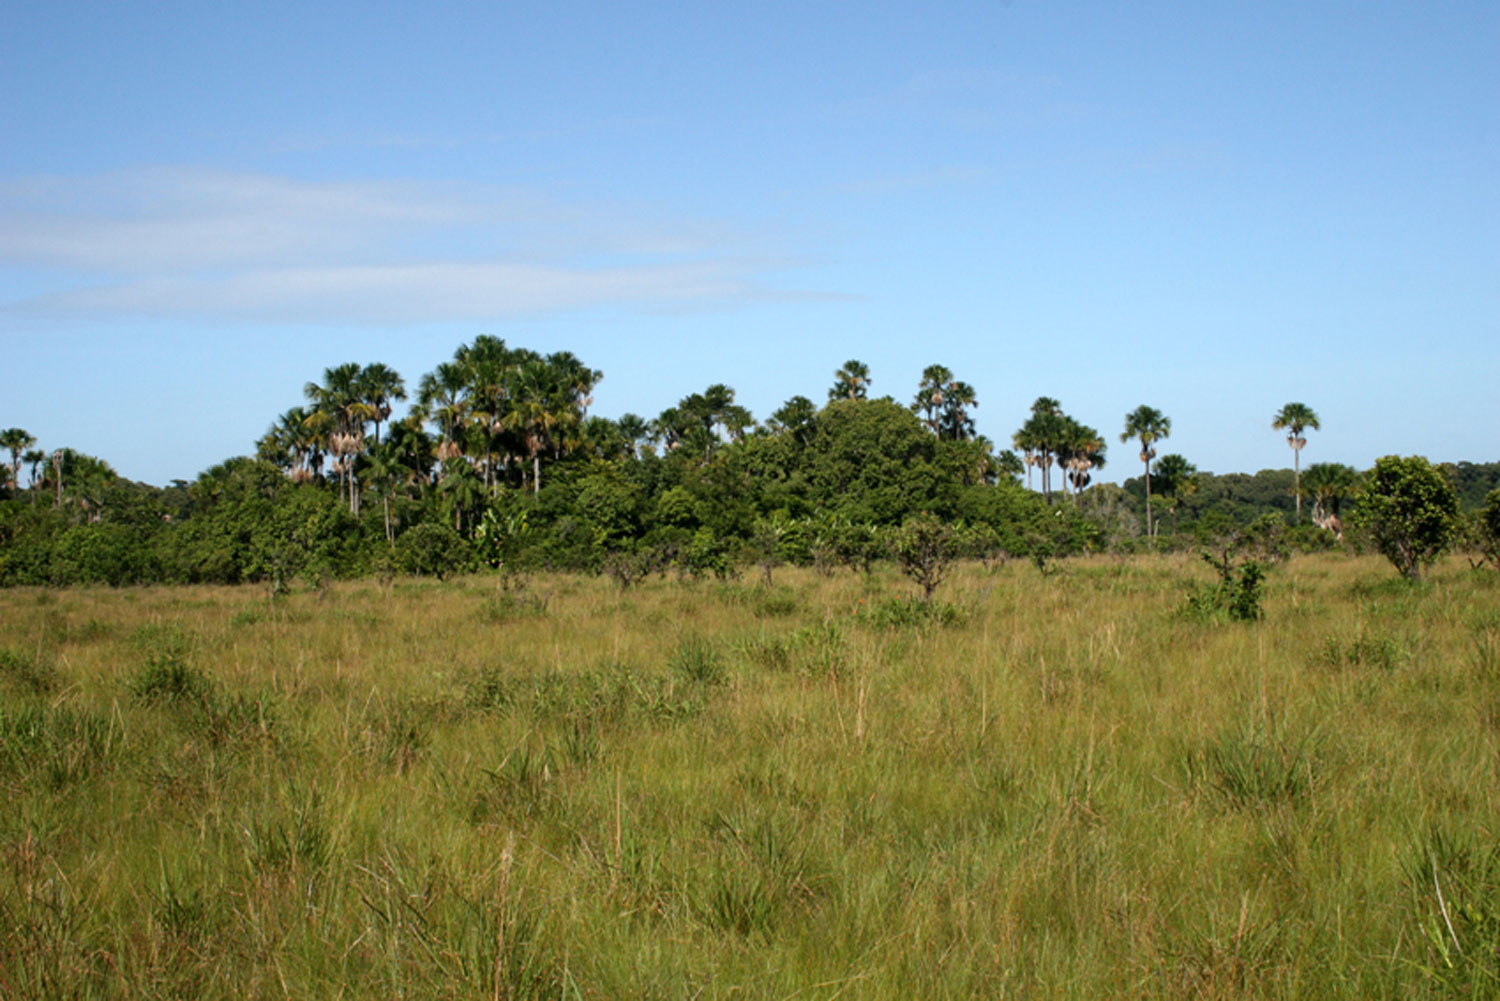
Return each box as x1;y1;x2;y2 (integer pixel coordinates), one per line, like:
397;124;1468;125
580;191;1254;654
1;554;1497;998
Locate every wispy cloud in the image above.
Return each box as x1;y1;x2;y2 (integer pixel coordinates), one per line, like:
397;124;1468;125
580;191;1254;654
0;168;811;324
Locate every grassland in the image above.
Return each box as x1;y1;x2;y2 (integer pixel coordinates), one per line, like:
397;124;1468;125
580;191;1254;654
2;554;1498;999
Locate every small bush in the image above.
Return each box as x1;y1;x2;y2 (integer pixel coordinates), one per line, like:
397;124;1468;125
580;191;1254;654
1183;553;1265;623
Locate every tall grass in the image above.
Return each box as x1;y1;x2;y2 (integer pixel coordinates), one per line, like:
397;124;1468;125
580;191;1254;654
0;555;1496;997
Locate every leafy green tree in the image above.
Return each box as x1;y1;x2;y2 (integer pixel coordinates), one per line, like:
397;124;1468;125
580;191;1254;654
828;359;871;402
766;396;818;446
1272;402;1320;523
806;398;942;525
1121;405;1171;538
394;523;470;579
1351;455;1459;581
1465;488;1500;571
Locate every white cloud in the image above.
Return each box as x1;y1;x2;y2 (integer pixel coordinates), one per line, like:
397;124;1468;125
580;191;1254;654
0;167;809;323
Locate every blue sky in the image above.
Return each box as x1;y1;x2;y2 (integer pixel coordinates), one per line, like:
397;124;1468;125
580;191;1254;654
4;1;1496;486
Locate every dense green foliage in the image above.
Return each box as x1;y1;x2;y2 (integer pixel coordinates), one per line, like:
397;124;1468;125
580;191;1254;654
3;340;1496;588
1352;455;1461;581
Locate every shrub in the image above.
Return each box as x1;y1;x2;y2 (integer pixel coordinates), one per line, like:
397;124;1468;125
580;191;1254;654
890;513;963;602
394;523;471;579
1351;455;1459;581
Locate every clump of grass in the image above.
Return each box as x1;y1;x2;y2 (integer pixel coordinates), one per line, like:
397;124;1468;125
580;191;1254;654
1404;824;1500;992
670;637;726;685
0;704;117;789
752;588;800;618
480;591;549;623
737;632;794;672
1316;631;1406;671
857;595;963;629
0;647;58;695
357;698;433;772
787;621;846;678
129;658;212;705
473;744;558;823
241;789;332;872
1183;718;1321;809
1470;626;1499;679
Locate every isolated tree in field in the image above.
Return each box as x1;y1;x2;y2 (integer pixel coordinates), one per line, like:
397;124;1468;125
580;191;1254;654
829;360;871;401
1350;455;1458;581
1121;405;1171;538
890;512;963;602
1272;402;1320;523
0;428;35;497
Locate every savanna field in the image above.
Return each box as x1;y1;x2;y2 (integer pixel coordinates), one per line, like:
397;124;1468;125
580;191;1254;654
4;554;1499;999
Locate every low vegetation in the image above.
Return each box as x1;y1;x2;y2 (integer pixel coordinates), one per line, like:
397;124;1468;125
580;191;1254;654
3;553;1498;997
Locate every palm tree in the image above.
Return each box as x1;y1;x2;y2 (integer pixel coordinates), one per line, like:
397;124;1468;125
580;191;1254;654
358;363;407;446
1272;402;1320;523
361;441;402;544
1056;418;1106;495
305;362;376;511
1121;405;1171;538
22;449;46;504
0;428;35;497
912;365;952;434
1015;397;1065;501
829;360;871;401
1152;453;1197;535
1300;461;1358;538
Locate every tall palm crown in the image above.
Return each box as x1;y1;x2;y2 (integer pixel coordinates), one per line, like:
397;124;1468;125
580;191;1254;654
0;428;36;496
1272;402;1320;523
1121;405;1171;538
829;360;871;401
1014;397;1065;501
358;363;407;445
1300;461;1358;523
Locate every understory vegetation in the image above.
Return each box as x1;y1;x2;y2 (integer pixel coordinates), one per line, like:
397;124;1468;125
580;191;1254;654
3;554;1499;998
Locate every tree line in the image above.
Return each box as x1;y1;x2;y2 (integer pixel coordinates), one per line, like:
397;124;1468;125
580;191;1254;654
2;340;1497;587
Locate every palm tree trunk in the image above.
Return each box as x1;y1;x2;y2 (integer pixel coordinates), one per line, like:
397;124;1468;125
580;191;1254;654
533;453;541;495
1144;462;1153;539
1293;446;1302;523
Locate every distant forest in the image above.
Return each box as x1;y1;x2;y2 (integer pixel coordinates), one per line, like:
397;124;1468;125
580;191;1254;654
2;337;1497;586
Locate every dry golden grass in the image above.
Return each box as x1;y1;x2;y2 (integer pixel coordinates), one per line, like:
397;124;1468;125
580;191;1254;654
2;554;1498;998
